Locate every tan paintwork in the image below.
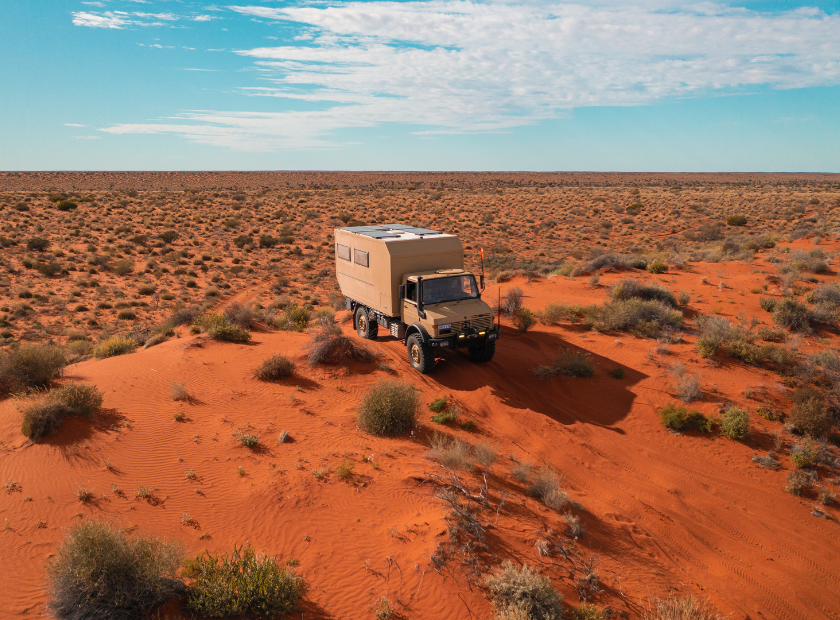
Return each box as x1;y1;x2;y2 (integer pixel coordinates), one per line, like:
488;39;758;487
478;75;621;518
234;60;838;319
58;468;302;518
335;227;494;335
334;228;464;316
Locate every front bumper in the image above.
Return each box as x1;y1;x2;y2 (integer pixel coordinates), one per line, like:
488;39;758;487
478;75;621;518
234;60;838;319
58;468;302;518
428;328;499;349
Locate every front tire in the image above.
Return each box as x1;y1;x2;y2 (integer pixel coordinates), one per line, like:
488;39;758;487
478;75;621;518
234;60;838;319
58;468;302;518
468;339;496;363
355;307;378;340
407;334;435;374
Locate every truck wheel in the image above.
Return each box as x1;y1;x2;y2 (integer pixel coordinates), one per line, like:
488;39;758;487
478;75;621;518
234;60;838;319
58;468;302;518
407;334;435;374
469;339;495;363
355;307;378;340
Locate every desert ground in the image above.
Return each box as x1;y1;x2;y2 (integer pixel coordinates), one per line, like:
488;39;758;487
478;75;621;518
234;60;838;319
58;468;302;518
1;172;840;620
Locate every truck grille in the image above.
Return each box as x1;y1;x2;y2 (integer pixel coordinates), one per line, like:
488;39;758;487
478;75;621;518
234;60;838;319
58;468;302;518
448;314;493;333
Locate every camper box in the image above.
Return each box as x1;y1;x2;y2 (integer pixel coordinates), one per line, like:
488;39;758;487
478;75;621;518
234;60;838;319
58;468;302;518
334;225;464;317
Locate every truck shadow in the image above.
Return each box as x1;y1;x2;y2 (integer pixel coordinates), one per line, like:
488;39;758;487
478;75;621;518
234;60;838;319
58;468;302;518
430;326;646;429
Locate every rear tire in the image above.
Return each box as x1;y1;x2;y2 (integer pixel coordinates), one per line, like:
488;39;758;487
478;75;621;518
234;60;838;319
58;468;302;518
355;307;378;340
407;334;435;374
468;339;495;363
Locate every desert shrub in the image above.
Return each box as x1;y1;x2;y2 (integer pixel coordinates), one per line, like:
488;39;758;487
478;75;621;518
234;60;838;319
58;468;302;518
93;336;137;359
47;520;184;620
772;298;810;332
485;561;563;620
22;383;104;440
428;433;474;470
233;234;253;248
170;382;189;401
255;354;295;380
159;230;179;244
570;603;608;620
111;259;134;276
790;440;819;468
56;200;78;211
642;595;724;620
117;310;136;320
68;339;94;356
270;304;310;332
259;234;278;248
224;302;259;328
431;406;459;424
719;406;750;440
183;544;307;618
726;339;773;365
786;470;812;495
695;336;722;359
677;291;690;306
726;215;747;226
525;466;568;511
200;313;251;343
236;429;260;447
673;371;703;402
502;287;524;317
789;394;832;438
535;348;594;379
358;380;418;436
657;404;712;432
475;441;498;469
595;299;682;336
36;261;63;276
610;279;677;307
757;326;785;342
0;343;66;390
759;297;777;312
307;324;375;365
169;306;200;326
513;308;536;332
810;302;838;325
137;284;156;296
811;282;840;307
647;260;669;274
429;396;447;412
540;302;566;325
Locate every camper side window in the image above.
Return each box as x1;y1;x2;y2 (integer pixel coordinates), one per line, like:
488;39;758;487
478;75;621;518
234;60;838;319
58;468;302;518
336;244;350;261
354;249;369;267
405;281;417;303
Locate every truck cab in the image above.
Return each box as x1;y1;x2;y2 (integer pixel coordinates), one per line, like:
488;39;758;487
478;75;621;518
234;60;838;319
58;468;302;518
334;224;499;373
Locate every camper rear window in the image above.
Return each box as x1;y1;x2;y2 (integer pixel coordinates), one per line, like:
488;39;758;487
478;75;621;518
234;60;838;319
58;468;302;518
337;244;350;261
354;249;369;267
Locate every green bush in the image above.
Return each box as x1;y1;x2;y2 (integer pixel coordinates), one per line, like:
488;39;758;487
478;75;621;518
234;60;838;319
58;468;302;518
56;200;78;211
27;237;51;251
271;304;310;332
789;394;832;438
21;383;104;440
485;561;563;620
595;299;682;336
513;307;536;332
610;279;677;307
307;325;375;365
200;313;251;343
0;343;66;390
696;336;722;358
647;260;669;274
429;396;447;412
790;440;819;469
93;336;137;359
183;545;307;618
726;215;747;226
719;407;750;440
254;354;295;380
772;298;810;332
657;403;712;432
358;380;418;436
47;520;184;620
758;297;777;312
117;310;137;320
535;348;594;379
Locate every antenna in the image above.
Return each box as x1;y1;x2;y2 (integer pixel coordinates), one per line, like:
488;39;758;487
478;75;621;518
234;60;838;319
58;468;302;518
479;247;485;290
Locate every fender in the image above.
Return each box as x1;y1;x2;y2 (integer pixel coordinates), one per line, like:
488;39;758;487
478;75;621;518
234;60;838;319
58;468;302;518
405;323;431;344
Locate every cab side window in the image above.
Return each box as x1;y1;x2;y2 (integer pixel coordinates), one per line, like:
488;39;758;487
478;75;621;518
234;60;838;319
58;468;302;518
405;281;417;303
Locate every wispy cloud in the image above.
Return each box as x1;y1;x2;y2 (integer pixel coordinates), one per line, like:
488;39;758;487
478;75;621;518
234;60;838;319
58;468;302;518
72;8;212;28
100;1;840;150
64;123;86;127
73;135;101;139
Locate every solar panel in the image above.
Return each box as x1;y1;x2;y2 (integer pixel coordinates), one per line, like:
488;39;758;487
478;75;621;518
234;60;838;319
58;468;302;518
340;224;442;237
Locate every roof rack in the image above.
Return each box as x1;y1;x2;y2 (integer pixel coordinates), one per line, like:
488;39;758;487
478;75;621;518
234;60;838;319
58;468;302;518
340;224;442;239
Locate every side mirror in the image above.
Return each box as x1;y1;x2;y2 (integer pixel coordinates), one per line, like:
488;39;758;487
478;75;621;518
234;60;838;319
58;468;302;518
480;275;485;290
398;284;405;300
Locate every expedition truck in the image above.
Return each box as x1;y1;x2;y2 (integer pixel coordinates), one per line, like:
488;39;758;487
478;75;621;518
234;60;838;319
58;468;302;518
334;224;499;373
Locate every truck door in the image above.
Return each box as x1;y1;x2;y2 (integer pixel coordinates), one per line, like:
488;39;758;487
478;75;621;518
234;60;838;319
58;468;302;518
402;278;419;325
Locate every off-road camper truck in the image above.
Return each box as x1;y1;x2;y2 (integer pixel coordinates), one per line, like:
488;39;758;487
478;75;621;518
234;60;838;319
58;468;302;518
335;224;499;373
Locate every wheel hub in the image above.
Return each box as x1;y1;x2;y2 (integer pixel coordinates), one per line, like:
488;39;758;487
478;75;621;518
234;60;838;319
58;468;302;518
411;344;421;364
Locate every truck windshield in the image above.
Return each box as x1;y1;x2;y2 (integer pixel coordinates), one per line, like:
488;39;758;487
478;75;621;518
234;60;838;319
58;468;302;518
422;275;479;304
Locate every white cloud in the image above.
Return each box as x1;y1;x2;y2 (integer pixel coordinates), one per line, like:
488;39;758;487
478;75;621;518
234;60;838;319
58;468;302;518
73;136;101;140
192;15;216;22
72;11;131;28
101;1;840;150
64;123;86;127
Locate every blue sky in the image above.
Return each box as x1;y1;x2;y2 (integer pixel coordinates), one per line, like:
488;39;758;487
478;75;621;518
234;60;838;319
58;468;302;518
1;0;839;171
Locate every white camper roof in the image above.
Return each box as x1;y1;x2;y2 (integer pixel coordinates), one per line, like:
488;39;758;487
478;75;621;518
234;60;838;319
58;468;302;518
338;224;454;241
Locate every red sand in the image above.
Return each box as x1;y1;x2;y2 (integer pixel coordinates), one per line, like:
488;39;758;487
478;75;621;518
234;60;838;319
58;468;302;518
2;260;840;619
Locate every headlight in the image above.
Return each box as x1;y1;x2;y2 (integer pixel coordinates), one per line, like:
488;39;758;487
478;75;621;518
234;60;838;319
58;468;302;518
438;323;451;330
